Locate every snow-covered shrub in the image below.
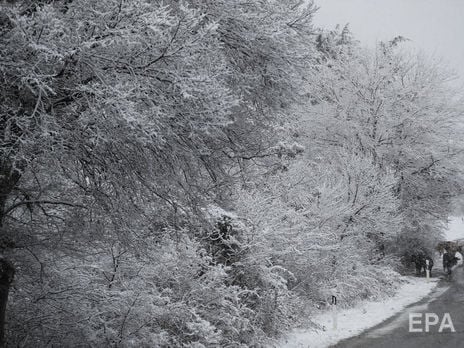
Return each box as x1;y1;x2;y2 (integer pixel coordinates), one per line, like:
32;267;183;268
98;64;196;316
7;224;301;347
235;147;403;309
200;212;303;342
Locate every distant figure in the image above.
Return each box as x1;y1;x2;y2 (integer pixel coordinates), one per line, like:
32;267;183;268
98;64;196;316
424;255;434;277
411;254;423;276
411;254;433;277
443;249;460;278
456;251;463;266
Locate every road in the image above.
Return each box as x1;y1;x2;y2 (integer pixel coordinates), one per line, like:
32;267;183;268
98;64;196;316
332;267;464;348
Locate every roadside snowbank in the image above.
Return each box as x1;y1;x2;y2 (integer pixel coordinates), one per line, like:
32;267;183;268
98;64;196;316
280;276;439;348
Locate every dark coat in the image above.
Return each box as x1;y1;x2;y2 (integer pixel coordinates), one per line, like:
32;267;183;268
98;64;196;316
443;253;459;269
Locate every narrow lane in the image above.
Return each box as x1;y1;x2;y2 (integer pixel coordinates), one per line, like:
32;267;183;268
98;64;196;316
333;267;464;348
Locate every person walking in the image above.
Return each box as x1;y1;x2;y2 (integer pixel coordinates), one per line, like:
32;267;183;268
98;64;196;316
443;249;453;279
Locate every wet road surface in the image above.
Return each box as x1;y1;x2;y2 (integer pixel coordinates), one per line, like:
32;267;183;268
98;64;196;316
333;267;464;348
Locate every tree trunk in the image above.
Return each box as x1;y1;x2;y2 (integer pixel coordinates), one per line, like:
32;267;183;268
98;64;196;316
0;163;21;347
0;259;14;348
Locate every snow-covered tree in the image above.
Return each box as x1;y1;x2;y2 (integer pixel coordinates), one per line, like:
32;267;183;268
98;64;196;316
0;0;318;345
306;37;464;259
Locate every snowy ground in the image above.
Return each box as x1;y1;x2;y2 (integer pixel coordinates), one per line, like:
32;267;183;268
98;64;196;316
280;277;439;348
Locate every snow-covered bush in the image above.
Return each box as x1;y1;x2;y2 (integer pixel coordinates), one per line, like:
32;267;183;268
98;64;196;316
235;148;402;308
7;232;286;347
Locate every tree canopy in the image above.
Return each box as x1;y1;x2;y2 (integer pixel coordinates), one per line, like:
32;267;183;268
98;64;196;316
1;1;463;346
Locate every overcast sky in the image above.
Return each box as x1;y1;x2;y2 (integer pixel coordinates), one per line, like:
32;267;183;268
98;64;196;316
313;0;464;82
